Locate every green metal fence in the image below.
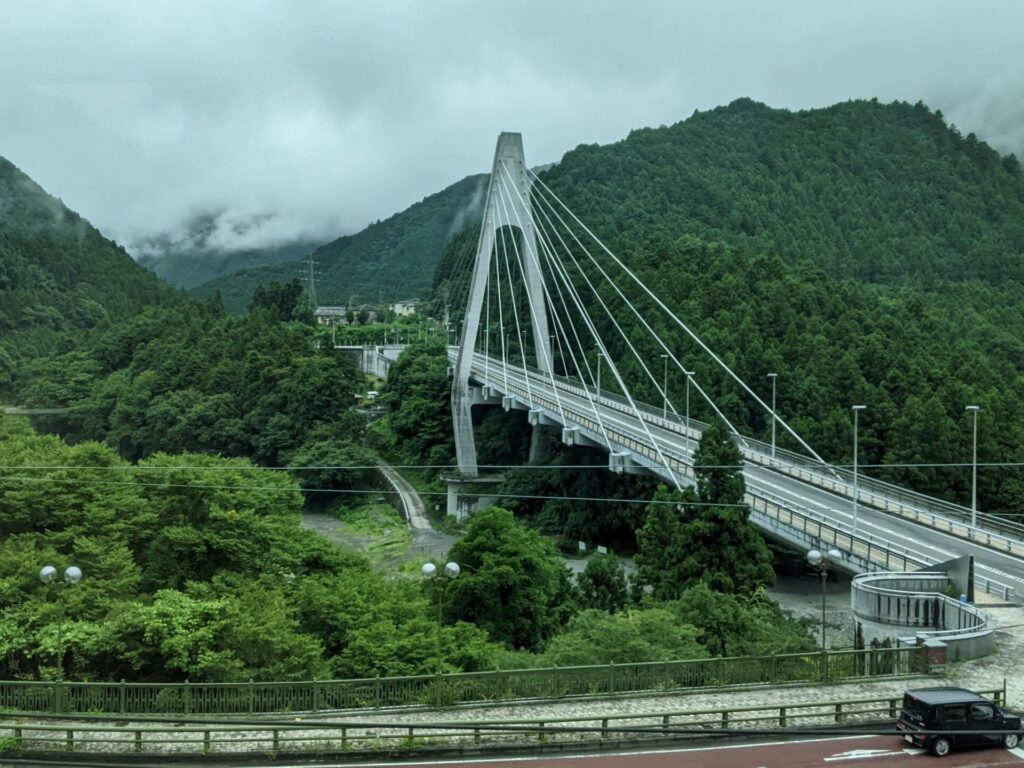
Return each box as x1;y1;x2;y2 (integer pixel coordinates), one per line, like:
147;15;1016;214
9;683;1002;759
0;645;924;716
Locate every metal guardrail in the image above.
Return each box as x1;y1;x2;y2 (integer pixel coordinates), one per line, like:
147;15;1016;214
7;683;991;758
852;573;990;641
466;355;1021;601
468;352;1024;547
0;647;924;717
469;358;1017;599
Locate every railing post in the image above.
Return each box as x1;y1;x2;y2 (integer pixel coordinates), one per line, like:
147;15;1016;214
374;674;381;709
119;679;126;714
248;678;255;714
780;706;787;727
183;679;191;716
135;730;142;753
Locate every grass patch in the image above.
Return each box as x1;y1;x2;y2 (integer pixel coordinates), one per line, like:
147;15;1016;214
333;502;413;565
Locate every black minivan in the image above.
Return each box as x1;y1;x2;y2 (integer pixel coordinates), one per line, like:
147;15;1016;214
897;687;1022;756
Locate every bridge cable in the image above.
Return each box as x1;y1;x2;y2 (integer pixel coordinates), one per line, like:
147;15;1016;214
494;167;567;424
528;176;746;453
514;178;627;454
524;173;688;486
492;230;509;393
493;194;534;405
495;167;612;450
527;168;836;475
522;192;616;451
505;167;683;488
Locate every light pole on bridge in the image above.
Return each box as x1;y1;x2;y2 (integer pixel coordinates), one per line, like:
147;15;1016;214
966;405;981;528
684;369;694;452
660;353;669;419
851;405;867;539
596;350;606;393
767;372;778;459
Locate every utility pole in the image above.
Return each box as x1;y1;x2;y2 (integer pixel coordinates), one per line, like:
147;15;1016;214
307;254;317;311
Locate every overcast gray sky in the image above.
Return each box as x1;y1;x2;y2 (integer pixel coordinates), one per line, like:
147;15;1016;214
1;0;1022;255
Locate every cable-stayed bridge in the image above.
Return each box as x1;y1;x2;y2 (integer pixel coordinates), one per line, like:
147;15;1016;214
447;133;1024;601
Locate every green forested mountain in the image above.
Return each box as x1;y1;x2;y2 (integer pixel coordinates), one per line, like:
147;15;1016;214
543;98;1024;285
0;156;180;392
191;173;487;313
434;99;1024;523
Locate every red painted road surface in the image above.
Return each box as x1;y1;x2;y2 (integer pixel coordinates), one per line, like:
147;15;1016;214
405;736;1024;768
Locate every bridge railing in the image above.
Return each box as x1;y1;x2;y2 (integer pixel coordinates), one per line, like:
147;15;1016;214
468;357;1019;601
851;573;990;638
473;355;1024;553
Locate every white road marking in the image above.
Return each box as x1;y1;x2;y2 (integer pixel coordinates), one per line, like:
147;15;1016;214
268;734;881;767
824;747;926;761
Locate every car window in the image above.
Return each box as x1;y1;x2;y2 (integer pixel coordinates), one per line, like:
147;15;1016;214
970;703;994;721
944;704;967;723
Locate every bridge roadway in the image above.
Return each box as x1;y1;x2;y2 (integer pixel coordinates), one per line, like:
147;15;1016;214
456;351;1024;601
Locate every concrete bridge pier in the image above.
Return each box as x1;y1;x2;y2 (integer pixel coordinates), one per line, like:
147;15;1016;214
445;474;506;521
527;408;560;463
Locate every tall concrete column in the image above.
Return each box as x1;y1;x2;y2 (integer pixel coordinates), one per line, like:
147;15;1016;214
452;133;550;476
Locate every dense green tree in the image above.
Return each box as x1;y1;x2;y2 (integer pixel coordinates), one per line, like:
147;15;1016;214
382;341;455;470
543;608;707;666
634;486;694;600
576;554;628;613
445;507;574;651
693;417;745;506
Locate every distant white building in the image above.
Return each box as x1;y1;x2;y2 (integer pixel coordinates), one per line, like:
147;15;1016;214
314;306;347;326
391;299;420;317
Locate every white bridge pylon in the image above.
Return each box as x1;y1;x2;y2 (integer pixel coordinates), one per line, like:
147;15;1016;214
452;132;551;476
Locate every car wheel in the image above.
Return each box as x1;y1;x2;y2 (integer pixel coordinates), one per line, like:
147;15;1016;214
932;737;951;757
1005;733;1020;749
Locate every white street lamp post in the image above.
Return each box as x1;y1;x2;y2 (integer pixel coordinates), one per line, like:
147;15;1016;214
806;549;842;650
767;372;778;459
966;405;981;528
851;405;867;540
39;564;82;684
421;561;460;674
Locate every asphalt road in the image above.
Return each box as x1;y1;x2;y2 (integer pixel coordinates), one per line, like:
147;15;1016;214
71;735;1018;768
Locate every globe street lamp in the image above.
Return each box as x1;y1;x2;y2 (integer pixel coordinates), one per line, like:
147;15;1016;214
39;564;82;683
767;372;778;459
851;405;867;539
806;548;841;650
421;561;460;673
966;405;981;528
